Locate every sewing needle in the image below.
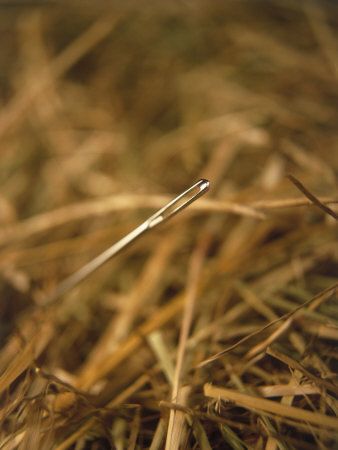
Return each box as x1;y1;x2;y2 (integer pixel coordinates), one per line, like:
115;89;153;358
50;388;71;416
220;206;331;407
45;179;209;304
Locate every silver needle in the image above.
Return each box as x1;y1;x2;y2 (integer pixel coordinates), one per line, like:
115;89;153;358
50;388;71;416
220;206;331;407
45;179;209;304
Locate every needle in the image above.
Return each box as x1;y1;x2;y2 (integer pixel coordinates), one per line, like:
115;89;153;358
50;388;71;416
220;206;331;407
45;179;209;304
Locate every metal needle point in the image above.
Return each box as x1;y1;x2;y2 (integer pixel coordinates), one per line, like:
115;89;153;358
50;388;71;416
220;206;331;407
46;179;209;304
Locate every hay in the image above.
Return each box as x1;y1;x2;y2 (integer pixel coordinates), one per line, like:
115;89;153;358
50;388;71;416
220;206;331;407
0;1;337;448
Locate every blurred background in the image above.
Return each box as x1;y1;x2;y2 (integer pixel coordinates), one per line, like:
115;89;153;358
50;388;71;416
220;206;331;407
0;1;337;448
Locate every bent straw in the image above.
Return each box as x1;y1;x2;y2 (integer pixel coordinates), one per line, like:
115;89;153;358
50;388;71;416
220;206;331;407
45;179;209;304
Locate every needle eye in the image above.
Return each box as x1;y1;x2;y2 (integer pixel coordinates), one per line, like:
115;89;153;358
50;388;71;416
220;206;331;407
147;179;210;229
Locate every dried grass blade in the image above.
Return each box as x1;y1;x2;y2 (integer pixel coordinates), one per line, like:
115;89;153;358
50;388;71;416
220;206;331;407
198;283;337;367
287;174;338;220
165;239;207;450
0;322;53;394
258;383;320;398
127;407;141;450
204;384;338;429
266;347;338;396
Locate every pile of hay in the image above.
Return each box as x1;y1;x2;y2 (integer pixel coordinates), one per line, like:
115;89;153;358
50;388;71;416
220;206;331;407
0;1;337;448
